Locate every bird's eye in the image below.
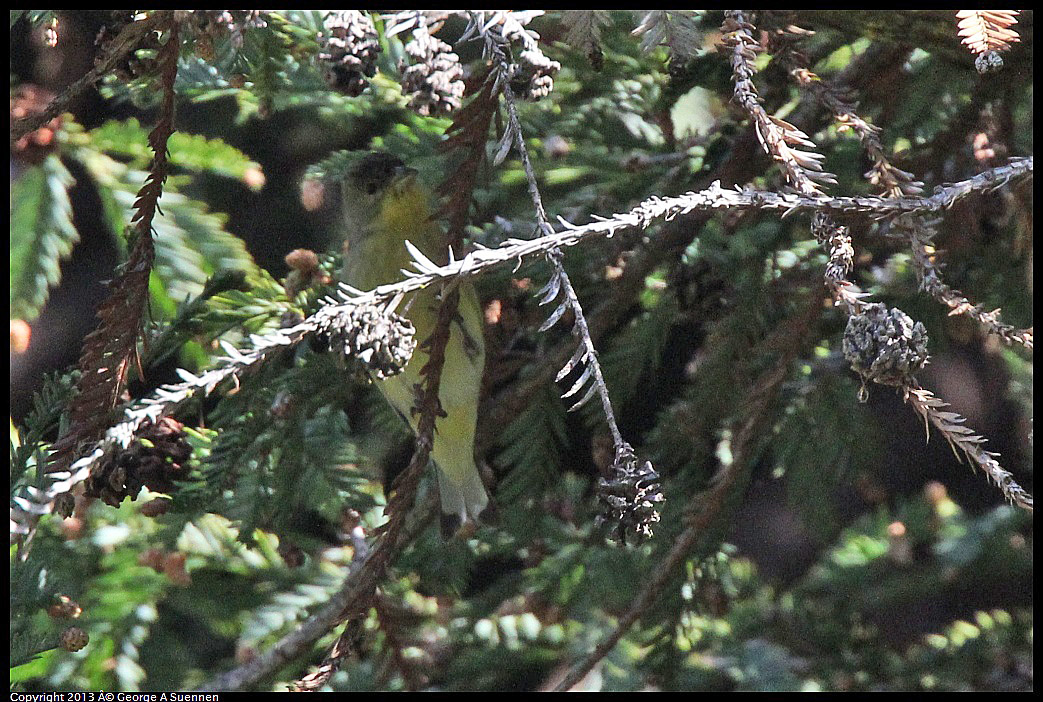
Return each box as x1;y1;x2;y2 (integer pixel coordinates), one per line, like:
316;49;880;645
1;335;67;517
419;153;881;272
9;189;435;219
365;182;378;195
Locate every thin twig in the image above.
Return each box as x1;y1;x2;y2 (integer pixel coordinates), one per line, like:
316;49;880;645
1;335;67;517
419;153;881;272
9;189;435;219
552;291;819;691
197;493;438;691
901;215;1033;349
772;26;1032;349
485;20;625;448
903;384;1033;511
289;286;461;691
13;156;1030;539
481;42;926;442
10;12;165;142
13;15;181;555
722;10;863;314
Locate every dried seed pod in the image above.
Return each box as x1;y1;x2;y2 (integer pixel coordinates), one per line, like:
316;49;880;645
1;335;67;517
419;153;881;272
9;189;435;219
47;595;83;620
511;49;560;101
595;444;664;544
843;303;929;390
400;26;465;116
60;627;89;652
318;11;381;96
315;303;417;380
52;491;76;519
84;417;193;506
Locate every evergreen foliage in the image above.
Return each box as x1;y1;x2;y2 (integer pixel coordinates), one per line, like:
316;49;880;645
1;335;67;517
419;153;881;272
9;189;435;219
10;10;1032;692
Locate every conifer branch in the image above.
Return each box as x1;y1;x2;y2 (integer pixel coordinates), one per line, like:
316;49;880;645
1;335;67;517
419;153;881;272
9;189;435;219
10;12;165;142
561;10;612;69
291;287;460;691
721;12;838;196
772;26;1030;349
729;9;1030;513
480;15;626;451
553;293;819;691
896;214;1033;349
903;385;1032;511
771;25;925;198
11;156;1030;541
955;10;1021;54
721;10;864;314
844;306;1033;510
632;11;703;68
35;14;180;526
198;456;440;691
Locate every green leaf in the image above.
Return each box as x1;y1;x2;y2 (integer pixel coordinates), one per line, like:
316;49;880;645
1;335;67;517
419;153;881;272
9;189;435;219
495;384;569;504
9;155;78;320
90;119;265;188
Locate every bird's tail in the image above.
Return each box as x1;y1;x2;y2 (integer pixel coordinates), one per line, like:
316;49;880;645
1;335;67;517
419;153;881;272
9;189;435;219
435;452;489;532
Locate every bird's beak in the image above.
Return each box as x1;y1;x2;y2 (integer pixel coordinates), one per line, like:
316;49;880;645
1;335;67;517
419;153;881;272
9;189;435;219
393;164;419;186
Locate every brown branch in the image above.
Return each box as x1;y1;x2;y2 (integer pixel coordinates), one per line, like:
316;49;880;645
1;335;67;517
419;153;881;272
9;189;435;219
373;591;428;691
10;12;165;142
903;385;1033;511
436;67;498;249
197;493;439;692
288;288;462;692
44;16;180;486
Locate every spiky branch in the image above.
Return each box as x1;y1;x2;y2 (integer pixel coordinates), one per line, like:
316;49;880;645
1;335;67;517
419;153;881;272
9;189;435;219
11;14;183;556
904;386;1032;510
9;154;1033;543
553;289;820;691
772;25;1031;350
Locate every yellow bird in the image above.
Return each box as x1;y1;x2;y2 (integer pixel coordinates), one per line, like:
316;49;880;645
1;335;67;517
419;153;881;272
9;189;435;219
338;152;489;527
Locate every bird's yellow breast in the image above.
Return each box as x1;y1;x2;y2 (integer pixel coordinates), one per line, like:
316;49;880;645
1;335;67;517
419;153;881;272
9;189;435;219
375;179;433;243
343;180;442;291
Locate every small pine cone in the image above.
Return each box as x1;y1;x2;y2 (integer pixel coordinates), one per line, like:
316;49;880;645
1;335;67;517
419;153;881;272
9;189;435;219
316;303;417;380
47;595;83;620
843;303;929;387
85;417;192;505
511;49;560;100
400;29;465;116
52;491;76;519
318;11;381;97
60;626;89;652
595;445;664;545
975;50;1005;73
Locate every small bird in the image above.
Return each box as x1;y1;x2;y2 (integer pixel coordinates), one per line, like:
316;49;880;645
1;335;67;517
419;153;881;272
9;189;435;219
338;152;489;528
